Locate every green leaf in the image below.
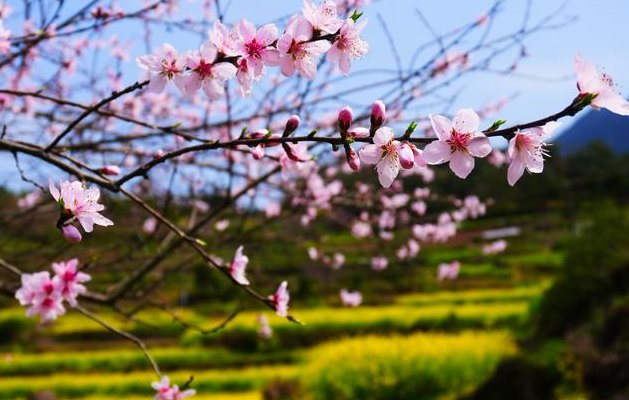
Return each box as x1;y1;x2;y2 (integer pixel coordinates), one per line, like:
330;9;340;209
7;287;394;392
487;119;506;132
350;10;364;22
403;121;418;138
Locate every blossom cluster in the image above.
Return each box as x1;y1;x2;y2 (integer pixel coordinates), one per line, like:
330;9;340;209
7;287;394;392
15;259;91;322
137;0;368;98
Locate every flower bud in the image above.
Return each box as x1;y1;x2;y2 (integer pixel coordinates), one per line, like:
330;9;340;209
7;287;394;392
284;115;300;136
249;129;269;139
338;106;353;131
61;224;82;243
399;142;415;169
252;143;265;160
99;165;121;176
370;100;386;130
346;147;361;171
347;127;369;138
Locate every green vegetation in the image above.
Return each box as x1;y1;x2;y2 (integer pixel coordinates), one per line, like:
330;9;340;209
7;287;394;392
304;331;516;400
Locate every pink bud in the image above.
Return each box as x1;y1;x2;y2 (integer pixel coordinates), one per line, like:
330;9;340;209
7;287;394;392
346;147;361;171
249;129;269;139
61;224;82;243
284;115;300;136
252;143;265;160
153;149;165;159
338;106;353;131
371;100;386;129
399;143;415;169
347;127;370;138
99;165;121;176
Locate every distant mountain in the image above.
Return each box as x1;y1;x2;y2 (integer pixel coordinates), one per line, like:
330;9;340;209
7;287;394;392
552;107;629;155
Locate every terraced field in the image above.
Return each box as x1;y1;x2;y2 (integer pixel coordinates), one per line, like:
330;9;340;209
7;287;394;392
0;279;550;399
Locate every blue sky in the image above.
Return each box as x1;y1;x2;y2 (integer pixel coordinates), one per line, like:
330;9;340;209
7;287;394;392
1;0;628;188
221;0;629;131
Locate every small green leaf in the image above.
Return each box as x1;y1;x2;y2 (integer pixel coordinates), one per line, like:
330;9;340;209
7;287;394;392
487;119;506;132
350;10;364;22
403;121;417;138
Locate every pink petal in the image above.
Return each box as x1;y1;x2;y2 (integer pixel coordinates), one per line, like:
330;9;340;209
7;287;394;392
574;52;599;94
257;24;278;46
147;75;167;94
261;49;280;66
467;136;492;157
373;127;394;146
507;157;526;186
359;144;382;165
453;108;480;134
376;154;400;188
49;179;60;201
429;114;452;141
449;151;475;179
422;141;451;165
280;56;295;77
238;19;256;42
594;90;629;116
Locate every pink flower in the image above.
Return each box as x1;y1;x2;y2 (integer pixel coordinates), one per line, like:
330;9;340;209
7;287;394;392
236;19;279;78
507;121;560;186
331;252;345;269
215;219;230;231
143;217;158;234
482;240;508;255
208;21;239;56
17;190;42;210
302;0;343;34
351;220;372;238
423;109;492;179
0;20;10;55
277;16;331;79
340;289;363;307
270;281;290;317
52;258;91;307
575;53;629;116
229;246;250;285
437;261;460;281
152;376;196;400
257;314;273;339
265;202;281;218
183;43;237;99
280;143;314;180
49;180;113;233
327;18;368;75
15;272;66;322
359;127;401;188
137;44;186;94
308;247;319;260
371;256;388;271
